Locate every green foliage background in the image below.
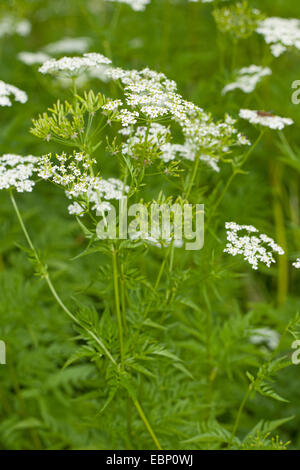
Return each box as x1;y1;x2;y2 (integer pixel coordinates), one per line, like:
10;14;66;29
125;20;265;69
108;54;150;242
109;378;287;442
0;0;300;450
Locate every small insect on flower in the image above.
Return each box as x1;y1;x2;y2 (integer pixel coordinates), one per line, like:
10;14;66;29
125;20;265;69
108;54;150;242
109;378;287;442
224;222;284;270
256;111;275;117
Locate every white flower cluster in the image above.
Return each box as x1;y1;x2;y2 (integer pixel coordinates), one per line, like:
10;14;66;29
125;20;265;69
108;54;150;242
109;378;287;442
222;65;272;95
224;222;284;270
292;258;300;269
105;0;151;11
160;141;220;172
119;120;222;172
117;109;139;127
0;15;31;38
43;37;91;55
37;151;95;197
18;51;51;66
121;123;170;157
102;99;123;112
250;328;280;350
110;67;249;168
37;152;128;216
239;109;293;130
19;37;91;67
0;80;28;107
160;115;249;165
38;53;112;77
257;17;300;57
0;154;38;192
110;67;181;120
67;177;129;216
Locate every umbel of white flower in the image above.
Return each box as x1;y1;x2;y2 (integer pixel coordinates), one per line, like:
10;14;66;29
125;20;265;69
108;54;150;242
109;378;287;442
292;258;300;269
67;177;129;216
249;327;280;350
37;152;129;216
0;15;31;38
105;0;151;11
0;154;38;192
257;17;300;57
38;53;112;77
18;51;51;66
222;65;272;95
224;222;284;270
109;66;250;170
239;109;293;130
0;80;28;107
42;37;91;55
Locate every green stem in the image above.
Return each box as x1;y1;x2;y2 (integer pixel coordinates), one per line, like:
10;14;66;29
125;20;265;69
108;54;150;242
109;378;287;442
239;129;265;167
112;246;125;368
209;130;265;223
9;191;117;367
185;153;200;199
209;169;238;221
133;399;162;450
144;253;168;317
231;39;238;72
269;161;288;305
120;261;127;334
229;384;252;446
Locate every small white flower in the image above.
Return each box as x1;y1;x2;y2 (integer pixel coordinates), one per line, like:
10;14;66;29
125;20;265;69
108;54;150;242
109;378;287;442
222;65;272;95
0;80;28;107
117;109;139;126
68;201;85;216
105;0;151;11
43;37;91;55
270;43;287;57
18;51;51;65
257;17;300;57
66;177;129;216
110;66;249;166
239;109;293;130
250;328;280;350
0;16;31;38
102;99;123;112
224;221;284;270
39;53;112;77
292;258;300;269
0;154;38;192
